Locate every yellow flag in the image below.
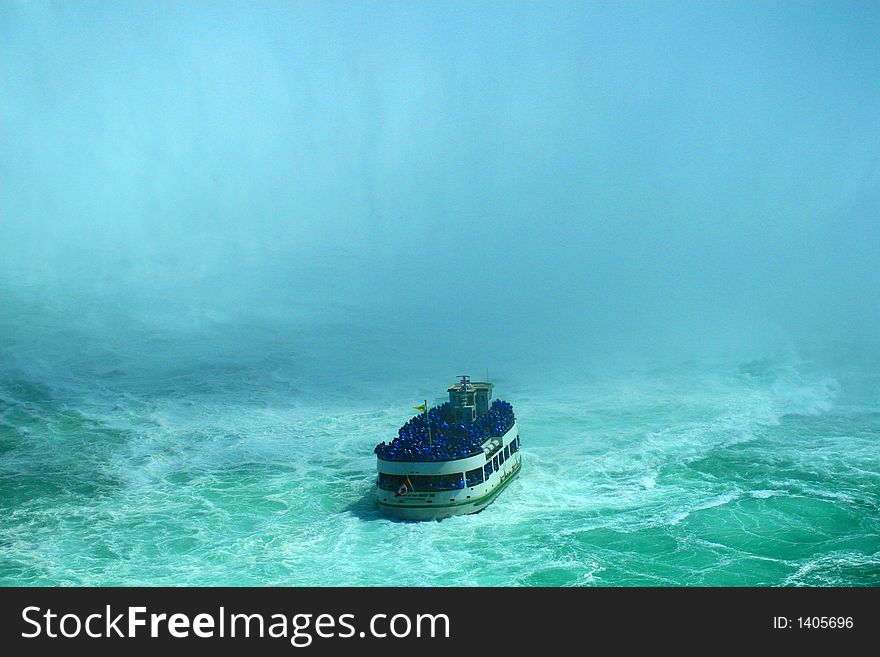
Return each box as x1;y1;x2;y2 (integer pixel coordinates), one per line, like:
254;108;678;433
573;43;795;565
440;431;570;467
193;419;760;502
413;403;427;413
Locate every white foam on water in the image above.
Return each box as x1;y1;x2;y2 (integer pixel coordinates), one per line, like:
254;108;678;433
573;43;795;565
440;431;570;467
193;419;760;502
668;490;743;526
2;342;877;586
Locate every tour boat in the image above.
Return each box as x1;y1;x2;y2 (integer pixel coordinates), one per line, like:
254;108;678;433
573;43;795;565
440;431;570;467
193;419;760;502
374;376;521;520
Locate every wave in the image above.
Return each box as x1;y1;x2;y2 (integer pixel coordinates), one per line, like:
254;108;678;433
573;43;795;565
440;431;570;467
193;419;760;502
1;339;877;585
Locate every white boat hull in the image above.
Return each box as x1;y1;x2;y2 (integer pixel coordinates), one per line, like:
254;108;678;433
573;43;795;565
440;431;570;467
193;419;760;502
376;423;521;521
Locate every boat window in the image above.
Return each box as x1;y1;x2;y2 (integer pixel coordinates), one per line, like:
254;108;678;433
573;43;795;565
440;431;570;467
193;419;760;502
466;467;483;486
484;462;493;478
378;473;407;491
509;440;517;453
504;446;510;459
498;450;505;466
493;455;499;470
409;473;465;492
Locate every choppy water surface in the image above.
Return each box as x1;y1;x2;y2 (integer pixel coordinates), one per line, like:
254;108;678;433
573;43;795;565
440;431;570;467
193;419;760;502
2;1;879;586
1;301;877;586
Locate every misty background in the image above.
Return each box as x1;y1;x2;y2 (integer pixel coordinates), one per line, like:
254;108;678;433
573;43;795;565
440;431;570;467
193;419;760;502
2;0;879;388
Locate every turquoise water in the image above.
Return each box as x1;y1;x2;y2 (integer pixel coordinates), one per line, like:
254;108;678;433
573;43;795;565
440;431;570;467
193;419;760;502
1;295;877;586
2;2;879;586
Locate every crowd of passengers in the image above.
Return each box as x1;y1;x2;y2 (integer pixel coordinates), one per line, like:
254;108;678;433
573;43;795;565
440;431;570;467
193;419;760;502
374;400;515;462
